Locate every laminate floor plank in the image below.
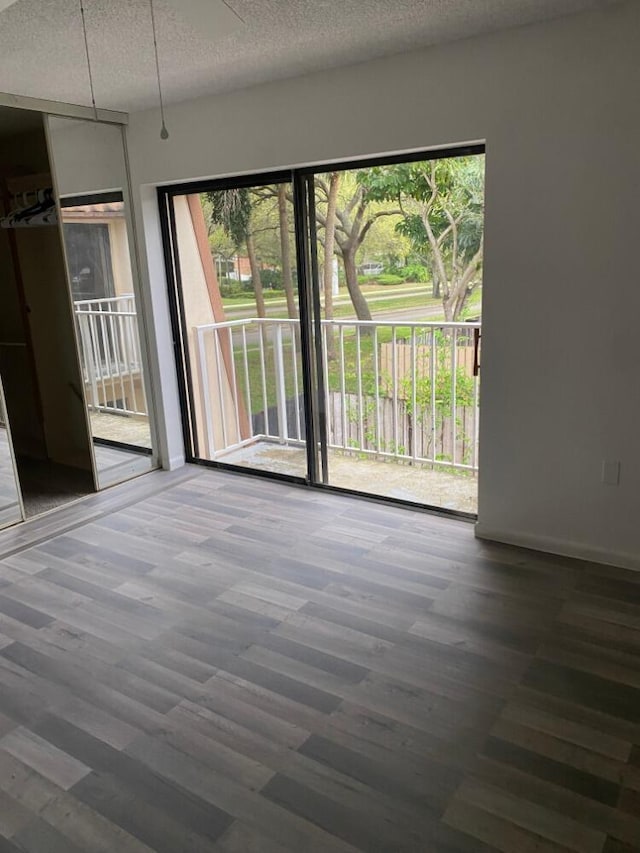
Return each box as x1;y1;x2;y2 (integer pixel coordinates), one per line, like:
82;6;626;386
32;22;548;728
0;464;636;851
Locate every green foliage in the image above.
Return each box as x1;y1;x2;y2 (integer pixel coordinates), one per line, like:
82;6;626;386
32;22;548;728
376;274;404;286
403;367;474;415
259;269;282;290
358;158;485;320
380;254;405;274
360;158;484;265
206;188;252;247
398;263;428;282
218;278;245;298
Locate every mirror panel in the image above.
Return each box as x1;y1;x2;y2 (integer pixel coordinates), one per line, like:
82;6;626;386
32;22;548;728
46;117;156;488
0;377;23;530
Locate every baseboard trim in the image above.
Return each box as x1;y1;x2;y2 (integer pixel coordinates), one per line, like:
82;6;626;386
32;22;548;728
165;454;186;471
474;523;640;572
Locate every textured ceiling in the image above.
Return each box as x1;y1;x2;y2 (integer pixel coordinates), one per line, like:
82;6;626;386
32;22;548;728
0;0;621;112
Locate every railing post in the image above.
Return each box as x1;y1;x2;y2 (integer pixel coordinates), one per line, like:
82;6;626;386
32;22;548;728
78;313;98;410
274;323;289;442
188;317;480;475
72;294;148;417
197;327;216;457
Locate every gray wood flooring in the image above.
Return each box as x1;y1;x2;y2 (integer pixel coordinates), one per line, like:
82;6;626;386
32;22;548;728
0;465;638;852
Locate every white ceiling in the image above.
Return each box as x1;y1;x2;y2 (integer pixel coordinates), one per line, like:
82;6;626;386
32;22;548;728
0;0;621;113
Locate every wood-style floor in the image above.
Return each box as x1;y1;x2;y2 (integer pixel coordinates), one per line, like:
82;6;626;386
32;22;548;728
0;465;638;853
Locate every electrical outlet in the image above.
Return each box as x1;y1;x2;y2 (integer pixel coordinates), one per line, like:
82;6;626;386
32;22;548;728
602;460;620;486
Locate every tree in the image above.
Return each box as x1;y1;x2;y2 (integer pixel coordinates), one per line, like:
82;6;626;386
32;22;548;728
206;187;266;317
358;211;411;274
277;184;297;319
250;185;298;319
315;172;401;321
361;156;484;320
322;172;340;356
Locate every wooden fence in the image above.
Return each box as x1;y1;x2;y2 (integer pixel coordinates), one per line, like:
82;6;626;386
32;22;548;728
327;391;478;468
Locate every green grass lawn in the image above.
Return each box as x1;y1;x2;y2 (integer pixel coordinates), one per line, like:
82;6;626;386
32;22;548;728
333;292;440;318
232;321;478;416
221;290;288;305
226;283;483;416
222;281;482;322
222;280;434;310
233;330;385;415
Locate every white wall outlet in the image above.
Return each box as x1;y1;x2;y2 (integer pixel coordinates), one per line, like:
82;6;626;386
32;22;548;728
602;460;620;486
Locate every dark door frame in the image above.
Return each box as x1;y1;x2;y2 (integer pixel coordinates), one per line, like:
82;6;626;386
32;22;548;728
157;143;485;520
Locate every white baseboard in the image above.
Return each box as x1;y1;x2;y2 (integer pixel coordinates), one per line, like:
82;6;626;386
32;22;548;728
164;453;186;471
474;523;640;572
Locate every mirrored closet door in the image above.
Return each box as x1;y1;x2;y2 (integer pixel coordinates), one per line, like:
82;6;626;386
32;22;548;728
0;377;23;530
0;106;95;520
46;116;157;489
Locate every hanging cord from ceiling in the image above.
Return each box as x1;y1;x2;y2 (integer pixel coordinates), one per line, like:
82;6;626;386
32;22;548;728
221;0;246;24
79;0;98;121
149;0;169;140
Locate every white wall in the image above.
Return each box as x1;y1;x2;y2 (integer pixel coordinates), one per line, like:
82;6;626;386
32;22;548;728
47;117;126;196
126;0;640;569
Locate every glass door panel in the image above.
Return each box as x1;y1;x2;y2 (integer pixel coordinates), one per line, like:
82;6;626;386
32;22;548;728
0;377;23;530
161;148;484;516
168;181;307;479
46;116;156;488
309;154;484;514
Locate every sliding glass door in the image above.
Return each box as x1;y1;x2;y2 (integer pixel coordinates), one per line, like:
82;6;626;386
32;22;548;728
162;177;309;479
305;158;484;513
161;147;485;516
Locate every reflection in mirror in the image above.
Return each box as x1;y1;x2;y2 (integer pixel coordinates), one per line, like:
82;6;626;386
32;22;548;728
0;378;23;530
46;117;155;489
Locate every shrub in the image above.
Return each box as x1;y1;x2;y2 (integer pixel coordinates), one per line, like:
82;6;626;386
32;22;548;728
376;274;404;286
219;279;245;298
399;264;428;283
260;269;282;290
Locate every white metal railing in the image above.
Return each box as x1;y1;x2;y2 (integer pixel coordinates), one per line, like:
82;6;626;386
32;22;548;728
194;317;480;472
73;294;147;416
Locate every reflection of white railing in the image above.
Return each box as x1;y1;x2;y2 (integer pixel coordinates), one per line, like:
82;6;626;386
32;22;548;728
194;317;481;472
73;294;147;416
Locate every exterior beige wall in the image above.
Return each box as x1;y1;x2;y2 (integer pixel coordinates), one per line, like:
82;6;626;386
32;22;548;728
110;219;134;296
173;195;239;457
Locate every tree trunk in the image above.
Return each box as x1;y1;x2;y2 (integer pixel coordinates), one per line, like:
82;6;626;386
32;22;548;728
431;260;441;298
246;232;266;318
444;282;471;321
277;185;297;319
342;247;372;321
444;244;483;321
443;297;455;322
323;172;340;357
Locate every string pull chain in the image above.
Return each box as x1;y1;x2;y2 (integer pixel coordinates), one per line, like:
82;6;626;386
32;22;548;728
79;0;98;120
150;0;169;140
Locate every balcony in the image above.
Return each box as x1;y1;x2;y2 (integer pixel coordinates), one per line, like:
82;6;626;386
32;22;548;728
71;297;480;512
73;295;151;449
192;317;480;513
